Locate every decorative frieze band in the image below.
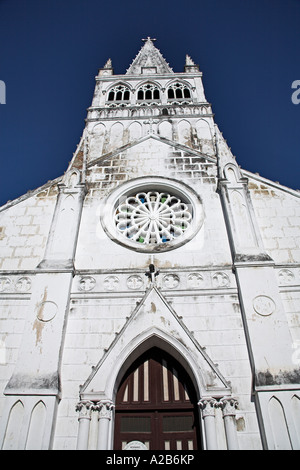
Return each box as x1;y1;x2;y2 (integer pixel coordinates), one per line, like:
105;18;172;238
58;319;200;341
276;267;300;286
0;276;32;293
74;270;235;293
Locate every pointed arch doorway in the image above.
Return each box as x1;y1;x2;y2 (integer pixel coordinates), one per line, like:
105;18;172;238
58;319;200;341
114;347;202;450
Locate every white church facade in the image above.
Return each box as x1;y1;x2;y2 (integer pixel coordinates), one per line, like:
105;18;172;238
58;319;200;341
0;38;300;450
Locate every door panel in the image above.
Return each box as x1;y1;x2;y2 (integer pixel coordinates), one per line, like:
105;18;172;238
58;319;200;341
114;347;201;450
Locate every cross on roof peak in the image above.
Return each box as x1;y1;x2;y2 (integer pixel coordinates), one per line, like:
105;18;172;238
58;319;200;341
142;36;156;43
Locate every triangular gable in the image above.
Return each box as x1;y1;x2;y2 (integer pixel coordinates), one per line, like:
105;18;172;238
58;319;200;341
86;133;217;169
80;286;231;401
126;38;174;75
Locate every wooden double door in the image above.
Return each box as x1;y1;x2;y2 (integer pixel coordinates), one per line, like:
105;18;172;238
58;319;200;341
114;348;201;450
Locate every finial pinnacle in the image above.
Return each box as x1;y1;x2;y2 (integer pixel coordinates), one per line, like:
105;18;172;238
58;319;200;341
142;36;156;43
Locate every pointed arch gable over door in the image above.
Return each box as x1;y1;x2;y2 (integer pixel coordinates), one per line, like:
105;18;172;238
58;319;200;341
114;347;201;450
80;287;231;401
77;287;232;449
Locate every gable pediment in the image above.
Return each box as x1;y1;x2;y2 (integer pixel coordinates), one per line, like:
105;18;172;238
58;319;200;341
80;286;231;401
87;133;216;170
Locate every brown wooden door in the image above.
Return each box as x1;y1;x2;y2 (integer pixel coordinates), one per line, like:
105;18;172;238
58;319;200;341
114;347;201;450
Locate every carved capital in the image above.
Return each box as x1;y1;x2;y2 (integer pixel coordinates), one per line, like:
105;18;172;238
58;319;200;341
96;399;114;420
198;397;217;417
76;400;94;420
219;397;238;417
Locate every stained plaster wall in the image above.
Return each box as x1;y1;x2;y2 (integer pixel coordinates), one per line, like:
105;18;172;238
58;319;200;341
75;136;230;271
52;134;263;449
1;53;300;449
1;139;299;450
54;274;262;449
0;186;58;426
248;178;300;264
248;177;300;345
0;185;58;271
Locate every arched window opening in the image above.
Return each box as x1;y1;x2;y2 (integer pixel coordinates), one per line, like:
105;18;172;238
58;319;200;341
137;83;160;102
114;347;201;451
106;84;131;105
175;88;183;99
167;82;192;103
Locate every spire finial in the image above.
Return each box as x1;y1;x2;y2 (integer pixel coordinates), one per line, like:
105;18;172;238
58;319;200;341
103;58;112;69
185;54;196;66
142;36;156;43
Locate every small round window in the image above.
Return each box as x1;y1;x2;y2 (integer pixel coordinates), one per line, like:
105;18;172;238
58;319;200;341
101;178;203;253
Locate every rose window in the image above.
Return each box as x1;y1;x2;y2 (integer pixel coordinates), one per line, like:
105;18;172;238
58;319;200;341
114;191;192;245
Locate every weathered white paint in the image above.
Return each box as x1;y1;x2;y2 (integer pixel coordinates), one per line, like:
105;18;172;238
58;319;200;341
0;39;299;451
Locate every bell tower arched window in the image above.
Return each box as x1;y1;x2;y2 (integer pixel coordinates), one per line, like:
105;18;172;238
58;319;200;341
137;83;160;102
107;84;130;104
167;82;192;102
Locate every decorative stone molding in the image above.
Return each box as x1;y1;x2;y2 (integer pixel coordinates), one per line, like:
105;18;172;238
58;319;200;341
0;277;12;292
36;300;58;322
127;275;144;290
15;277;32;292
219;397;239;417
278;269;295;285
79;276;96;291
96;399;114;420
0;276;32;293
72;269;238;294
198;397;217;417
212;271;230;288
253;295;276;316
187;272;203;288
103;275;119;291
76;400;94;420
162;274;180;289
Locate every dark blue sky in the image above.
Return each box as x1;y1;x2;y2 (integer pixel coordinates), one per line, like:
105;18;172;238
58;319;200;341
0;0;299;207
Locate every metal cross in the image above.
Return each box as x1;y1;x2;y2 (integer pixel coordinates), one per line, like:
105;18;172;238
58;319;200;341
145;264;160;283
142;37;156;43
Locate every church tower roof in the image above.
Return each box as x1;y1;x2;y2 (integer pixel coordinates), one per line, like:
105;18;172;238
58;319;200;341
126;37;174;75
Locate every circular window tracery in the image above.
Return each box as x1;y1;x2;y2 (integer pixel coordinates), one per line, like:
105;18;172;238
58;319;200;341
101;178;203;253
114;191;192;245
